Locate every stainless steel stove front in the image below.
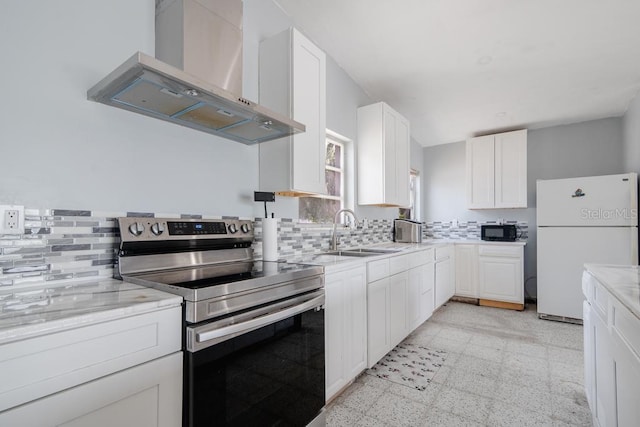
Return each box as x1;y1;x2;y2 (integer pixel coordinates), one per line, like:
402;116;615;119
116;217;326;427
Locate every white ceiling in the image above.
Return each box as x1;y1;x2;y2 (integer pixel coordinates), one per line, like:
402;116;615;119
273;0;640;147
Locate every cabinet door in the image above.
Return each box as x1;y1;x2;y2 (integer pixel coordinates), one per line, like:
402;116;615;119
292;29;327;194
407;267;422;332
478;256;523;303
389;271;409;349
357;102;410;207
455;245;478;297
367;278;390;368
395;114;410;207
259;28;326;195
609;296;640;427
466;135;495;209
593;309;617;427
434;259;451;309
0;353;182;427
583;302;595;412
420;262;435;323
494;129;527;208
345;266;367;381
325;271;347;399
612;327;640;427
383;107;398;204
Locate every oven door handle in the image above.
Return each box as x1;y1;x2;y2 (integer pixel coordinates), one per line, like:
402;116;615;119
191;292;324;350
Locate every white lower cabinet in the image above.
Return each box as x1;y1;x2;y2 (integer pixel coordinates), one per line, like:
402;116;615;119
420;262;435;324
325;264;367;401
0;352;182;427
455;244;478;297
367;277;390;367
612;324;640;427
0;306;183;427
407;266;422;331
435;257;453;309
389;271;409;348
367;249;434;368
452;243;525;307
478;254;523;304
583;268;640;427
592;303;616;427
583;301;595;410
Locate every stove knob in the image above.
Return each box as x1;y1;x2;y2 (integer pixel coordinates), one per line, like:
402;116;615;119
150;222;165;236
228;223;238;234
240;223;250;233
128;222;145;236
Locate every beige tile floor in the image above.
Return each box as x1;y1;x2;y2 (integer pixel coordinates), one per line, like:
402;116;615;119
326;301;591;426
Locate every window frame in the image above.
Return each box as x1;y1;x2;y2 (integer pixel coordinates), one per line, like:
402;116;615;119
400;168;420;221
297;132;349;223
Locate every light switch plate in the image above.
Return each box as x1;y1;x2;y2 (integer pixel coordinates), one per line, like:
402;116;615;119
0;205;25;235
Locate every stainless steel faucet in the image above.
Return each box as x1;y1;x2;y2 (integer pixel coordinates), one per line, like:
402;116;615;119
331;209;359;251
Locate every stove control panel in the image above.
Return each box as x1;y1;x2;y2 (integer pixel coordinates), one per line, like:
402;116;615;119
118;217;253;242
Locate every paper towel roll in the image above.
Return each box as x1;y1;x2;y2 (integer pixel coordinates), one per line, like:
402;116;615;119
262;217;278;261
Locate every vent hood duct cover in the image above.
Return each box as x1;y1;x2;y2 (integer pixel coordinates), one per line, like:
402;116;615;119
87;52;304;144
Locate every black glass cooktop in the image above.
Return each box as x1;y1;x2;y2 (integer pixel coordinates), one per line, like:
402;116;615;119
123;261;323;302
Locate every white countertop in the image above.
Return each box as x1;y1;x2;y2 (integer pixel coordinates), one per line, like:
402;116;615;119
429;239;527;246
292;239;526;268
585;264;640;320
0;278;183;345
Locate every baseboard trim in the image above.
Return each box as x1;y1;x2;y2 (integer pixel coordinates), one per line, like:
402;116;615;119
479;299;525;311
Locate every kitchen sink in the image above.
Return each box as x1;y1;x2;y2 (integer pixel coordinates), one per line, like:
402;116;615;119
324;247;401;257
323;251;377;257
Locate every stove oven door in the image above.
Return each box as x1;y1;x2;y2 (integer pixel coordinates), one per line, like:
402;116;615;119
184;291;325;427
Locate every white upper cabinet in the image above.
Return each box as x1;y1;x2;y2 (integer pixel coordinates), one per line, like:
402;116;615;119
466;129;527;209
259;28;327;196
357;102;410;207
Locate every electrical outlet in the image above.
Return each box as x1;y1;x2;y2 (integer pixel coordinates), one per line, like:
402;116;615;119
0;205;24;235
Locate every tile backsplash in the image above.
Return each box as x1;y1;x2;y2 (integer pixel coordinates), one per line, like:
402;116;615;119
253;218;394;259
0;206;527;290
0;209;120;288
424;220;528;240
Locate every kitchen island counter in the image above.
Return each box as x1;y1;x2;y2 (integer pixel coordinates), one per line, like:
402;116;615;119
0;278;182;345
584;263;640;320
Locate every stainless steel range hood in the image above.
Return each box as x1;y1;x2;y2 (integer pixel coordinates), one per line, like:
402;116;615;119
87;0;304;145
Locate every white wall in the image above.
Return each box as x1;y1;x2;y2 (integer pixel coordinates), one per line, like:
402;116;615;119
0;0;445;221
422;117;625;298
0;0;259;217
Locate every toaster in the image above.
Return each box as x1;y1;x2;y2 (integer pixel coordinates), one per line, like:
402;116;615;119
393;219;423;243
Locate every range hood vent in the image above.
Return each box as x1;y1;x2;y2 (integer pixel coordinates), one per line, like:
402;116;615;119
87;52;304;144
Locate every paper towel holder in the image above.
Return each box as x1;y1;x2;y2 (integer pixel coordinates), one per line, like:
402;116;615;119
254;191;275;218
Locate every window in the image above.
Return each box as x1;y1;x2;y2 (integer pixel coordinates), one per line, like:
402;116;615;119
399;169;420;220
299;136;345;223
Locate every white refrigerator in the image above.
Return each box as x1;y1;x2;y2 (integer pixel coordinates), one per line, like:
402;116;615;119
537;173;638;321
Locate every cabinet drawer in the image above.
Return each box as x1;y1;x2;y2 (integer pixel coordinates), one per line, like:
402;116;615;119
478;244;522;258
389;254;410;276
0;306;182;412
582;271;595;302
0;352;183;427
367;258;389;283
611;299;640;360
409;249;432;268
435;245;452;261
593;281;609;321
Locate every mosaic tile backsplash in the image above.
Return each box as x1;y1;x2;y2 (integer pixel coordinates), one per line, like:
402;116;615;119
0;207;526;290
425;220;529;240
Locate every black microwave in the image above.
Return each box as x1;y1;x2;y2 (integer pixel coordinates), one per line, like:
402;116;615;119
481;224;518;241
